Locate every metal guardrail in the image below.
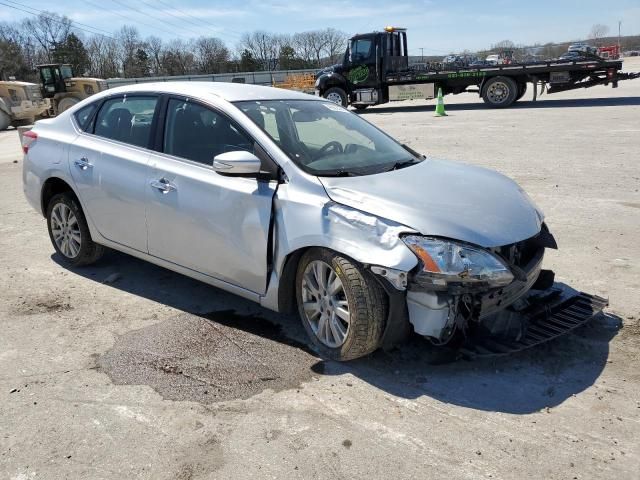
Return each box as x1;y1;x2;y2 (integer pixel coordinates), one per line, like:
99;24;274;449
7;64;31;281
106;68;319;88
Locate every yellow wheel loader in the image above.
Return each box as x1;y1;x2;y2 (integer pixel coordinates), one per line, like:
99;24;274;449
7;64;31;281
37;64;108;116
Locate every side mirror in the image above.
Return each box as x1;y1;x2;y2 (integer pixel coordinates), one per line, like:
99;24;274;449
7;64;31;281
213;151;261;175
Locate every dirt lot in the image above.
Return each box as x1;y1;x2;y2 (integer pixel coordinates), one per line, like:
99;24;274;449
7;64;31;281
1;59;639;479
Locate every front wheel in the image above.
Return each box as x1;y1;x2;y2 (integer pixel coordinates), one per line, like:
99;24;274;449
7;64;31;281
323;87;348;108
482;76;518;108
296;248;387;361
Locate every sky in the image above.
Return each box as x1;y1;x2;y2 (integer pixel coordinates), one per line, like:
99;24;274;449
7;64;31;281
1;0;639;54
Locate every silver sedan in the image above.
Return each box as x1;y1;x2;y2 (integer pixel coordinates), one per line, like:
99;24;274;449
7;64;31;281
22;82;606;360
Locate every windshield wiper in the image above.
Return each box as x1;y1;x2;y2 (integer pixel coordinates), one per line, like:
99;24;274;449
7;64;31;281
319;169;359;177
385;158;421;172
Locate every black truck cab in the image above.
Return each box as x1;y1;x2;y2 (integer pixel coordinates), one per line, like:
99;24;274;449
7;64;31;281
316;27;410;109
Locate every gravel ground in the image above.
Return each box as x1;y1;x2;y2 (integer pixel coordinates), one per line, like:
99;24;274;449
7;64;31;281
1;58;639;479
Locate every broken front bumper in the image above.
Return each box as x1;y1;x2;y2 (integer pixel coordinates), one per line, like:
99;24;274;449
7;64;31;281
461;287;608;357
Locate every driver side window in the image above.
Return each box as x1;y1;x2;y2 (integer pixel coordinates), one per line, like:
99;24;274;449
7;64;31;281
350;39;372;62
163;99;253;165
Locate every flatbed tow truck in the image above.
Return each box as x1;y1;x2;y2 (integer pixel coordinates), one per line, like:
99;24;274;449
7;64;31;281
315;27;640;109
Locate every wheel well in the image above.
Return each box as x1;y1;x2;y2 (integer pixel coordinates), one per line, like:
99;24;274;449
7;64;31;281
277;248;308;314
276;246;396;315
41;178;76;216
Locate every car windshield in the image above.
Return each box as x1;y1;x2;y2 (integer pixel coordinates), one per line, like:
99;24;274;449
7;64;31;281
235;100;422;176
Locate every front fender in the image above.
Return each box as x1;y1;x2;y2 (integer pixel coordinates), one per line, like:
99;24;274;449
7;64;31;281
259;175;419;312
316;73;348;94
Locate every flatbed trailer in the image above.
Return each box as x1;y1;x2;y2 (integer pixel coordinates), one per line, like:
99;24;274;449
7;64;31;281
314;27;640;109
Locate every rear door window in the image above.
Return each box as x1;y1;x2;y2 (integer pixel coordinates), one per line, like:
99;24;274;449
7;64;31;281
94;96;158;148
163;99;253;165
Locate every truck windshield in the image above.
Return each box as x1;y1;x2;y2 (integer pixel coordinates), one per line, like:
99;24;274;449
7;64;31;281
236;100;421;177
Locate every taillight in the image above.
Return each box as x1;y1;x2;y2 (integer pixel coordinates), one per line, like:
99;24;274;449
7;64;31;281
22;130;38;154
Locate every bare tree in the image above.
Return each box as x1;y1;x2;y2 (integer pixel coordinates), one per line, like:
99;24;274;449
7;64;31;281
194;37;230;74
22;12;72;63
492;39;516;50
292;32;315;64
239;31;281;70
85;35;120;78
146;36;164;75
322;28;348;65
589;24;610;45
161;39;196;75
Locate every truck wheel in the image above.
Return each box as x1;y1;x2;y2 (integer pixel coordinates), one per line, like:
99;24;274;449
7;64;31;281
515;83;527;102
296;248;387;361
57;97;79;113
482;76;518;108
0;111;10;131
46;192;104;267
323;87;348;107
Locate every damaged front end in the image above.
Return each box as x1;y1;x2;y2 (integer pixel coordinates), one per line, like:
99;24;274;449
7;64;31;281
399;225;608;356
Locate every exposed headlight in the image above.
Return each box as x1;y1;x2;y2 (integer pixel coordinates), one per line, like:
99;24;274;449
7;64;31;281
402;236;514;288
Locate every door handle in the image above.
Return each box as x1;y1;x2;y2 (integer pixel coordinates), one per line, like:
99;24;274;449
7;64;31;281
150;178;177;194
74;157;93;170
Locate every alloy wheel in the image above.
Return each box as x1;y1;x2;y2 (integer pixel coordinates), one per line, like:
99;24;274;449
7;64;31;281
50;203;82;258
301;260;350;348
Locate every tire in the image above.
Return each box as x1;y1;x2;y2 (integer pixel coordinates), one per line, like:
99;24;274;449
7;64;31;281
515;83;527;102
56;97;80;114
482;76;518;108
0;111;10;131
323;87;348;108
296;248;387;361
353;104;369;111
46;192;104;267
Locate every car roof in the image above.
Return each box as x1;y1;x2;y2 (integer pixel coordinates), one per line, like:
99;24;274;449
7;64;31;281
101;81;321;103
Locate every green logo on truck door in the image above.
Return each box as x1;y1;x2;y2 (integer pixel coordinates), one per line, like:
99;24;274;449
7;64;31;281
349;65;369;84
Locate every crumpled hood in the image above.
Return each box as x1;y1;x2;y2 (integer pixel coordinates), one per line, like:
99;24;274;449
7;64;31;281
319;158;543;248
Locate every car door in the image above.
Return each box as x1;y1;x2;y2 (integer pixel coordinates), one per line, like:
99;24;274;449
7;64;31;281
145;97;277;294
68;95;159;252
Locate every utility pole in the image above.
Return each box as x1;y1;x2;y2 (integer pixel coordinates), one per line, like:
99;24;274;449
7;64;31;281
618;20;622;55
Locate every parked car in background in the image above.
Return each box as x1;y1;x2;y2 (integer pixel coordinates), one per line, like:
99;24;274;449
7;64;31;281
559;51;586;61
568;43;598;55
22;82;607;360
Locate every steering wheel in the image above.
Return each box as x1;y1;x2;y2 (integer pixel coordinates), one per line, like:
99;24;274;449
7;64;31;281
315;141;343;160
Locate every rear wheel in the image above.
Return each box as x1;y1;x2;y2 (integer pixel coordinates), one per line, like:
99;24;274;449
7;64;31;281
482;76;518;108
296;248;387;361
46;193;104;267
323;87;348;108
515;82;527;102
